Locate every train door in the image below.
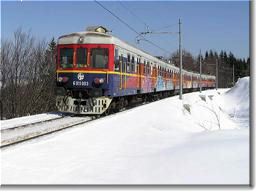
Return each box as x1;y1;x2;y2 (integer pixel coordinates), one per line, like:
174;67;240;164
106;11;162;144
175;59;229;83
119;55;122;90
119;54;127;92
122;56;127;90
139;61;145;93
137;58;141;92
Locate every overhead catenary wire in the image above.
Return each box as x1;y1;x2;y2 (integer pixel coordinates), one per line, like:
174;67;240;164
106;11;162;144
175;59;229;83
94;0;170;55
151;23;178;33
118;1;151;32
118;0;177;34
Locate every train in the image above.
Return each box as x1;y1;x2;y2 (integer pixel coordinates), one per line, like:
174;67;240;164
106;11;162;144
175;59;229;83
56;26;216;115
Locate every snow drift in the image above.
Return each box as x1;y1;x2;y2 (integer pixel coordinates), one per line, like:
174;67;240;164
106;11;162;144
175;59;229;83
218;77;249;118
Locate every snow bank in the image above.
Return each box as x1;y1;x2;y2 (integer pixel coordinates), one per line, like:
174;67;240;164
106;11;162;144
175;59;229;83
1;80;249;185
218;77;249;118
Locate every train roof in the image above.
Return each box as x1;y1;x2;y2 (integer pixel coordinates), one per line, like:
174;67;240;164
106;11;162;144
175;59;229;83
58;30;215;80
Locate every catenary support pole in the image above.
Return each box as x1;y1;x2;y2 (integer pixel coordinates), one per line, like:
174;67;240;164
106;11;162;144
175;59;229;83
179;18;183;100
233;62;235;85
216;59;218;90
199;49;202;93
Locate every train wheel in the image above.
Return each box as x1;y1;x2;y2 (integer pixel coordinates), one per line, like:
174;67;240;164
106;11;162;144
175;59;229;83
103;101;116;116
103;107;111;116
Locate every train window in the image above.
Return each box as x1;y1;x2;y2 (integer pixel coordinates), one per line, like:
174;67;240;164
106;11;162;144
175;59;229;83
91;48;109;69
145;62;147;74
76;48;87;68
131;61;135;73
115;56;121;72
127;60;130;73
60;48;74;68
122;56;127;73
147;61;150;74
138;58;141;64
127;54;131;62
115;49;119;71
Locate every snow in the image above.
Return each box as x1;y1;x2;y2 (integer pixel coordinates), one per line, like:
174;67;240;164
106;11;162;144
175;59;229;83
1;116;91;147
1;77;250;185
215;77;250;119
0;112;63;130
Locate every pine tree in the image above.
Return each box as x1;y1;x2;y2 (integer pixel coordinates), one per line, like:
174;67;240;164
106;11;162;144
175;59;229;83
205;51;209;59
41;37;57;112
209;49;214;58
48;37;57;52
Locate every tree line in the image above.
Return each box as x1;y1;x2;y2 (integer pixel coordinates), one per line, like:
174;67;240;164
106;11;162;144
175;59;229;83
0;29;250;119
171;49;250;88
0;28;57;119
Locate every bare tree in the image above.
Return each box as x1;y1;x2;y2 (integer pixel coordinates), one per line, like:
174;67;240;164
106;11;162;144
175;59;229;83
0;28;56;119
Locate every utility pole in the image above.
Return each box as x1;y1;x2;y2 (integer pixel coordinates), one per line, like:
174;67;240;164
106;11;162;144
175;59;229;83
179;18;183;100
216;59;218;90
199;49;202;93
137;18;183;99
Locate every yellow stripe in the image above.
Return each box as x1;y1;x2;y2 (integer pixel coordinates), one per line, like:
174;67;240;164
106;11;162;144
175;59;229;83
57;70;174;80
57;70;139;77
57;70;108;74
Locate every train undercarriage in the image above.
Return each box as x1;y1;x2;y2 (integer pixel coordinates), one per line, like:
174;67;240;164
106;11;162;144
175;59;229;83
56;87;211;116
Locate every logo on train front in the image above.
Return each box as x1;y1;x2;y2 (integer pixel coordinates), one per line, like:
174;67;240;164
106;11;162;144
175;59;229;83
77;73;84;81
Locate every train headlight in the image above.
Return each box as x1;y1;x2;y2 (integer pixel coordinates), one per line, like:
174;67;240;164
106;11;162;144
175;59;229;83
58;76;69;83
58;77;63;82
94;78;105;84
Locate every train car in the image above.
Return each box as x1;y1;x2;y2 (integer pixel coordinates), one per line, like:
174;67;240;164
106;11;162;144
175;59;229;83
56;26;215;115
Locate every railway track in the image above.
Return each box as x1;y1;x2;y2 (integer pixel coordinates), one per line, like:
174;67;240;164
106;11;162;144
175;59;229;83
1;115;65;131
1;116;93;148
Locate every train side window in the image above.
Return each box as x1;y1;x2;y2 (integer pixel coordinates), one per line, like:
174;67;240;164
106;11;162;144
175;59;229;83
115;48;119;71
147;61;150;74
145;61;147;74
115;56;121;71
132;56;135;64
131;56;135;73
76;48;87;68
127;54;131;63
127;62;130;73
143;60;146;75
132;59;135;73
122;56;127;73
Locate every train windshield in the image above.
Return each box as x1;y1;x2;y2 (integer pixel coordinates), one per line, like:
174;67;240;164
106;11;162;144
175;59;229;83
76;48;88;68
60;48;74;68
90;48;109;69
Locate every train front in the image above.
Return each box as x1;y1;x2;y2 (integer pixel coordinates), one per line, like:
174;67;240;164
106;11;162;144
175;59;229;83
55;27;113;115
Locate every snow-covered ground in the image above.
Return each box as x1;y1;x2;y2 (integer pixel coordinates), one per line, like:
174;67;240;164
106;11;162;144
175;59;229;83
1;77;250;185
1;112;63;130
